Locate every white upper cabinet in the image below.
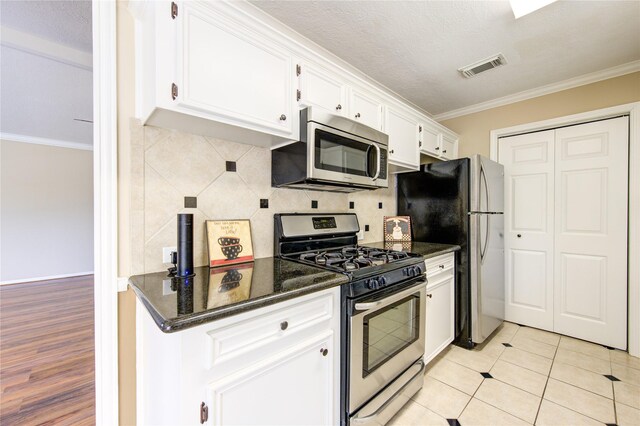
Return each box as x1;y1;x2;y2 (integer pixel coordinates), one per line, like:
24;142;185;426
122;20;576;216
420;121;459;160
439;132;458;159
135;1;297;147
349;87;383;131
297;62;347;116
132;1;457;157
177;2;294;137
385;106;421;170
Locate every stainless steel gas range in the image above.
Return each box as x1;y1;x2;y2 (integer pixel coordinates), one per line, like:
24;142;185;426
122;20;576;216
275;213;427;426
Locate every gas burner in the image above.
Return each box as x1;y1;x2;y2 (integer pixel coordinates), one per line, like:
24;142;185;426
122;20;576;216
300;252;343;265
295;245;414;272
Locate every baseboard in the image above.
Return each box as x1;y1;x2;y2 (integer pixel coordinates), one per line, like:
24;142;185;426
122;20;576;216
0;271;94;286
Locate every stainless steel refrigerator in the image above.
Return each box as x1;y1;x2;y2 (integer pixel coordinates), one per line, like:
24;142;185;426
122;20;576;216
397;155;504;347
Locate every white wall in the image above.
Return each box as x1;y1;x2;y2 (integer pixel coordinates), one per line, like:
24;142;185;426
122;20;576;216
0;140;93;283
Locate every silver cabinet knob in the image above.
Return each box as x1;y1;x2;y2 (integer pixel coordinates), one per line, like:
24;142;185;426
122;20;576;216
426;294;433;298
336;104;342;110
390;149;395;154
355;113;361;118
435;147;440;150
280;321;288;330
443;150;447;153
517;234;522;238
279;114;287;121
320;348;328;356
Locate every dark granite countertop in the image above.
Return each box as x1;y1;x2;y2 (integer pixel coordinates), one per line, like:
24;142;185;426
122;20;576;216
129;257;348;333
366;241;461;259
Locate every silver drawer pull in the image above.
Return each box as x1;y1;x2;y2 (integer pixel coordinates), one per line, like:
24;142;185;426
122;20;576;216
280;321;288;331
439;264;445;269
320;348;328;356
426;293;433;298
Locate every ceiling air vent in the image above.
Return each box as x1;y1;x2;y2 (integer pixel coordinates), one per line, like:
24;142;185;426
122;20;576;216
458;53;507;78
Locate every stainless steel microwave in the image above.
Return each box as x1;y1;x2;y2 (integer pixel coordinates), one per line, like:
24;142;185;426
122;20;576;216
272;107;389;193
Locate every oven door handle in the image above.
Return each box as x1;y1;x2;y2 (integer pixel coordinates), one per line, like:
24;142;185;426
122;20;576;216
354;277;427;312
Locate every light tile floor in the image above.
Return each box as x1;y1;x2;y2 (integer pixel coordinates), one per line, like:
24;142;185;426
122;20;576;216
388;322;640;426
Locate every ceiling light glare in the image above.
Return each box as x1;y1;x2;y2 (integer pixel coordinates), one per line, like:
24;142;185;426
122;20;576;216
509;0;558;19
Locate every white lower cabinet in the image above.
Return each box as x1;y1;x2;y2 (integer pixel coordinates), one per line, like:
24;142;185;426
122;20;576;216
207;331;334;426
136;287;341;426
424;253;456;364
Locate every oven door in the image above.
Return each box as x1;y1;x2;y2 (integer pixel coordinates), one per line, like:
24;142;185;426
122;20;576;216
308;121;388;189
349;277;426;413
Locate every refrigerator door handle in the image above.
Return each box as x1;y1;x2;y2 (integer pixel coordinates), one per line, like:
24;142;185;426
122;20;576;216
479;160;491;264
480;160;490;214
480;214;490;264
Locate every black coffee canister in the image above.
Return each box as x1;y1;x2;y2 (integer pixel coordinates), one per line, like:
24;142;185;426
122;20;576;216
177;213;194;277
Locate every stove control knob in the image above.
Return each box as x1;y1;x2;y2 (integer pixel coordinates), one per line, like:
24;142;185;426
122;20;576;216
413;266;422;276
367;278;379;289
408;267;416;277
379;276;387;286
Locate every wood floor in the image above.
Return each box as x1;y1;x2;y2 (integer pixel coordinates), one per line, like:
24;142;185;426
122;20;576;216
0;276;95;425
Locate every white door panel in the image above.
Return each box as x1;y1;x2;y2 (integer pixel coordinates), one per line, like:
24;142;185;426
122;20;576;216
500;130;555;331
553;117;628;349
511;174;548;232
500;117;628;349
559;253;607;322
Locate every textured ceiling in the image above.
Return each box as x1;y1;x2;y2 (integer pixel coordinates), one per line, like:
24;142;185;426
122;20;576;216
0;0;92;52
252;0;640;116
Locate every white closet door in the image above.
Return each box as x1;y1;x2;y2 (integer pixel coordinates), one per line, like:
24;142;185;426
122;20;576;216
499;130;555;331
553;117;628;349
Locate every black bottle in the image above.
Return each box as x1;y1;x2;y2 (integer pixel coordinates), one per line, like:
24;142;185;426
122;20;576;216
176;213;194;277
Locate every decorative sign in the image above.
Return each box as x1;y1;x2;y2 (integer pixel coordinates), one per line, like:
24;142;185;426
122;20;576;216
383;216;412;242
206;219;254;267
207;263;253;309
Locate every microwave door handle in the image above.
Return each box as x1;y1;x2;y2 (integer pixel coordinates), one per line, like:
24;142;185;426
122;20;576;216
371;144;381;181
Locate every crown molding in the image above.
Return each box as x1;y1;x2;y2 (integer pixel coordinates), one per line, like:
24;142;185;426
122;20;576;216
1;132;93;151
0;25;93;71
433;60;640;122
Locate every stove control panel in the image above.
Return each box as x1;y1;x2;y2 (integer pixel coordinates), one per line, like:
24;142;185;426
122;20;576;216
402;265;423;277
365;276;388;290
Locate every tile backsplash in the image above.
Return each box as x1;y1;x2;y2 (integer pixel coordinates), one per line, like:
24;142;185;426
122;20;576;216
129;122;397;274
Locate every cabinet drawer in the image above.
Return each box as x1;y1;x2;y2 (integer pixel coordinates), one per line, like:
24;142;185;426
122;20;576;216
205;292;333;370
425;253;455;280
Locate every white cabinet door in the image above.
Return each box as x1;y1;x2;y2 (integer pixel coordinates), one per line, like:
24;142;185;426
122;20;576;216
384;107;420;169
206;332;335;426
177;2;295;138
419;123;458;160
420;123;440;157
298;62;346;115
499;130;555;332
439;133;458;160
424;276;455;365
350;88;383;130
553;117;628;349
